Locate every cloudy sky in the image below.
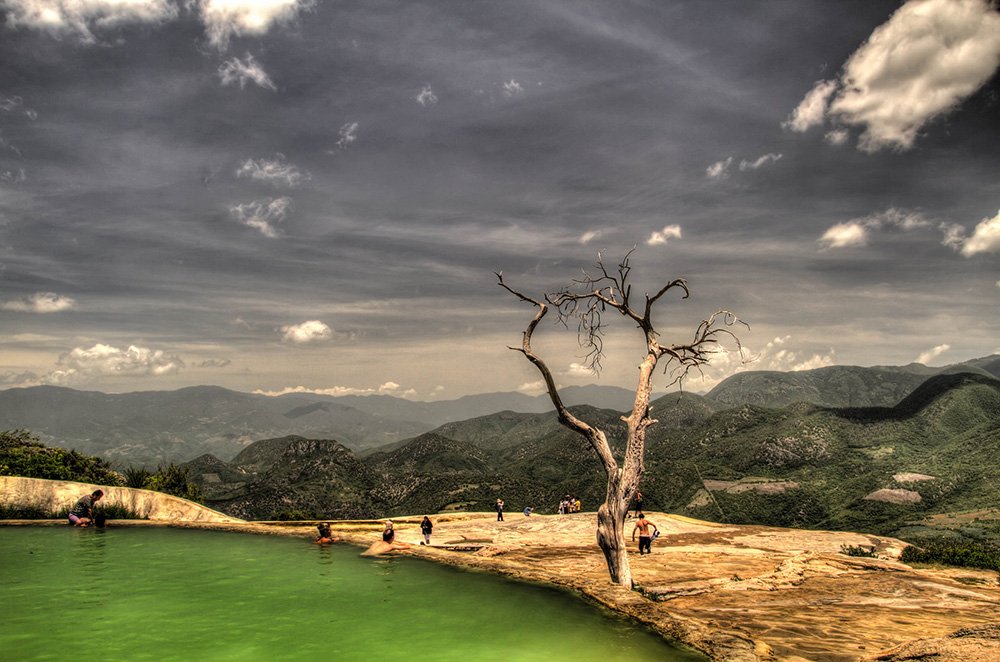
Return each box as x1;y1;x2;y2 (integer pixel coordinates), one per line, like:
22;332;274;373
1;0;998;400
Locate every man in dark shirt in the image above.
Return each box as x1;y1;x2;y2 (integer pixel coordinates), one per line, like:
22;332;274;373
68;489;103;526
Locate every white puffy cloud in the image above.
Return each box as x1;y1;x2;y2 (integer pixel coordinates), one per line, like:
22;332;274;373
783;79;838;133
916;343;950;365
199;0;312;50
959;210;1000;257
2;0;310;47
705;157;732;180
819;208;928;249
819;221;868;248
280;320;332;343
335;121;358;149
578;230;602;245
939;222;967;251
235;154;309;187
218;53;276;90
3;292;77;313
47;343;184;384
255;381;414;398
1;0;177;42
824;129;849;146
415;85;438;106
692;336;836;391
786;0;1000;152
565;362;592;377
739;153;782;171
502;79;523;97
229;196;292;237
647;224;682;246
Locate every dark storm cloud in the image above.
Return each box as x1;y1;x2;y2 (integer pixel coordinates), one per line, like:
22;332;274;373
1;0;998;395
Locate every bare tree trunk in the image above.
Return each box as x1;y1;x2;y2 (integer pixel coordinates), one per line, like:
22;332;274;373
597;487;633;587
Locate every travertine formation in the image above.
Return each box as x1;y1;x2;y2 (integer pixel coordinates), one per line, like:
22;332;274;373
0;476;241;523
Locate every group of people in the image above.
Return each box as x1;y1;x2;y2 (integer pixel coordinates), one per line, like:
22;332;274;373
558;495;581;514
67;488;660;555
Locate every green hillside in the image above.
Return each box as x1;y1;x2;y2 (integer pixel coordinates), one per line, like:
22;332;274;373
706;355;999;408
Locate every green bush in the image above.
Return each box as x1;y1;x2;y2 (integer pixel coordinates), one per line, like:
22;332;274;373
123;466;153;489
840;544;878;558
900;537;1000;571
145;463;202;502
0;429;123;486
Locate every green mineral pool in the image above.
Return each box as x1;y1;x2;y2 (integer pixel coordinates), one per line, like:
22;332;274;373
1;527;704;661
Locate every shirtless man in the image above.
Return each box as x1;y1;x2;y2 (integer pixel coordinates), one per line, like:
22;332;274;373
630;512;658;555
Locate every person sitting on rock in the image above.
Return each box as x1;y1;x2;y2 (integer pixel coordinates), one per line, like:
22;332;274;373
68;489;103;527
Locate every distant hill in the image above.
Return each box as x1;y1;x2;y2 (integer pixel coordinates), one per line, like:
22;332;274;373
706;355;999;408
190;436;385;520
0;383;646;466
0;385;431;465
1;357;995;472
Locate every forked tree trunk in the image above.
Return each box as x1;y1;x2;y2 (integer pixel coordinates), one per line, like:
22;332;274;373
596;495;633;587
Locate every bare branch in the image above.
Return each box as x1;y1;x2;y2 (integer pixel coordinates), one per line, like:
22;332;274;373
496;271;617;474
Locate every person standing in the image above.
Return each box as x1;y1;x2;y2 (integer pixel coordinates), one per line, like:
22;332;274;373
420;516;433;545
633;490;644;519
495;498;505;522
68;489;103;526
631;512;658;555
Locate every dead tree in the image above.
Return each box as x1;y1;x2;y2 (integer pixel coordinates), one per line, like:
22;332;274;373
497;251;745;588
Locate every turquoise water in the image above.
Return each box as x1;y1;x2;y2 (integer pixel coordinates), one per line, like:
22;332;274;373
1;527;703;661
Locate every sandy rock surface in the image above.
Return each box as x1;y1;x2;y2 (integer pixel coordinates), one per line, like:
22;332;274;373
320;512;1000;662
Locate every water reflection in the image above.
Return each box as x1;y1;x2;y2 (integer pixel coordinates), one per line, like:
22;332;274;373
72;528;111;610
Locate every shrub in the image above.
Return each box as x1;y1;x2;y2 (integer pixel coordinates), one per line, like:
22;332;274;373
123;466;153;489
145;463;202;502
840;544;878;558
0;429;123;486
900;537;1000;571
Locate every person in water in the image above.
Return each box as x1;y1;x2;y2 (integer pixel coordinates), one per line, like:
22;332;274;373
420;516;433;545
382;520;395;543
315;522;337;544
631;512;658;555
68;489;103;527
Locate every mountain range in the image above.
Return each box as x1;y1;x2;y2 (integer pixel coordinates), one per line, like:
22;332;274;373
2;355;997;540
0;355;996;468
